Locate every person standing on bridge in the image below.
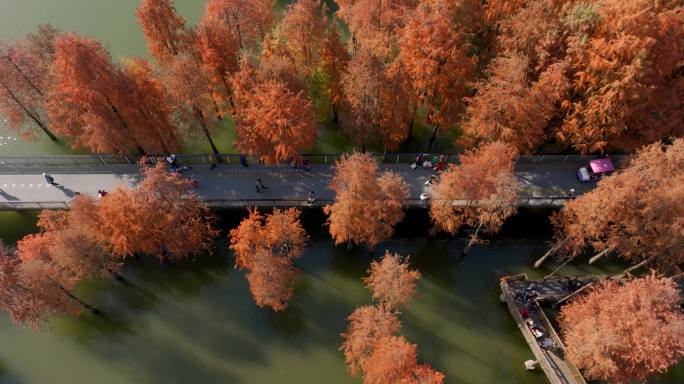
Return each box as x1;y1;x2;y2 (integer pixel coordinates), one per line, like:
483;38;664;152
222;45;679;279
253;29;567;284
43;172;59;186
256;179;267;193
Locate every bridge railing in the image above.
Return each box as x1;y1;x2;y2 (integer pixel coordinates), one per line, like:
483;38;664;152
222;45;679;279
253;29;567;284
0;196;574;210
0;153;627;169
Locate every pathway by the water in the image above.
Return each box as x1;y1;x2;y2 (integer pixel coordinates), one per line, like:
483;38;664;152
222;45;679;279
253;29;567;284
0;156;601;210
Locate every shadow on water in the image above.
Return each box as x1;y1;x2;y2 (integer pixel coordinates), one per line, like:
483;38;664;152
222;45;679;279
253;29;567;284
0;208;681;384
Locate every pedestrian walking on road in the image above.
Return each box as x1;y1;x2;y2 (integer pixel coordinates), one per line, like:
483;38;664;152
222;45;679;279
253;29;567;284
43;172;59;186
256;178;267;193
307;190;316;204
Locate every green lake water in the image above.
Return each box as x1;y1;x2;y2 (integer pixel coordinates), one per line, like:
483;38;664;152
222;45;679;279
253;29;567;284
0;2;682;383
0;210;682;384
0;0;456;156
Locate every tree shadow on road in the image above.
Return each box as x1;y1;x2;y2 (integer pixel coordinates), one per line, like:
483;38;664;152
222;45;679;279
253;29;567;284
55;185;76;198
0;190;19;201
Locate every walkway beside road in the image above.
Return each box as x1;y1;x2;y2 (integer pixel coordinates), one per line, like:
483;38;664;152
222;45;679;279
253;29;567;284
0;154;606;210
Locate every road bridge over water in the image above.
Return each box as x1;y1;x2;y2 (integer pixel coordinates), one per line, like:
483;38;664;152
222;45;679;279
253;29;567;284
0;154;617;210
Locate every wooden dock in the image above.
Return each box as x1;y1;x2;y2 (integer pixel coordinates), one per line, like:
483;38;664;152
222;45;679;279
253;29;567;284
500;274;588;384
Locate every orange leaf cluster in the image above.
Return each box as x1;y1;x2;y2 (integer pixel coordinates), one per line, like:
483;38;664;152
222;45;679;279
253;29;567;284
398;0;477;130
13;161;217;310
0;24;58;141
0;240;83;329
163;52;222;156
229;208;308;311
336;0;416;60
97;162;218;262
136;0;189;65
552;139;684;272
559;274;684;383
47;33;180;154
364;252;421;311
324;152;410;248
203;0;274;51
487;0;684;153
560;0;684;153
232;77;317;164
461;55;570;153
430;141;519;239
280;0;328;74
341;252;442;383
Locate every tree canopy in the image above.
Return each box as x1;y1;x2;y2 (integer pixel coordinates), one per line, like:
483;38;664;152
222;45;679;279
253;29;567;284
559;274;684;383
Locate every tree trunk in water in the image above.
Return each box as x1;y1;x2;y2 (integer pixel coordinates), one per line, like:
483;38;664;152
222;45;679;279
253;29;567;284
0;80;58;141
212;98;223;120
544;257;575;279
50;279;100;314
195;106;223;162
534;240;564;268
616;258;652;278
404;106;417;145
461;223;483;258
332;104;339;124
428;124;439;153
588;247;613;264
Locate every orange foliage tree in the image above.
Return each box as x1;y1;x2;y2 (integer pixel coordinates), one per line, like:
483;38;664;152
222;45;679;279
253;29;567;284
341;252;443;383
136;0;189;65
97;162;217;262
164;53;222;157
341;305;402;377
559;0;684;153
205;0;274;51
232;77;317;164
229;208;309;311
18;197;121;284
496;0;569;72
398;0;478;151
364;251;421;311
430;141;518;253
558;274;684;383
47;33;173;154
15;223;102;322
341;50;414;150
195;5;241;115
0;241;86;329
320;26;350;123
364;335;422;384
280;0;328;74
325;152;410;249
346;336;442;384
336;0;416;60
0;24;59;141
278;0;339;122
121;57;180;154
551;139;684;272
461;55;569;153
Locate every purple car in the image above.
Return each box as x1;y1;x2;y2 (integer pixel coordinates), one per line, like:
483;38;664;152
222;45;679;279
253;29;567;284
577;158;614;182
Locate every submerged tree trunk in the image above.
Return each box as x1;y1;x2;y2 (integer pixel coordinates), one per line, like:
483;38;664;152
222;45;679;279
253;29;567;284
428;124;439;153
49;278;100;314
332;103;339;124
0;79;58;141
534;239;565;268
588;247;613;264
461;222;483;258
616;258;653;278
545;256;575;279
195;106;223;162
